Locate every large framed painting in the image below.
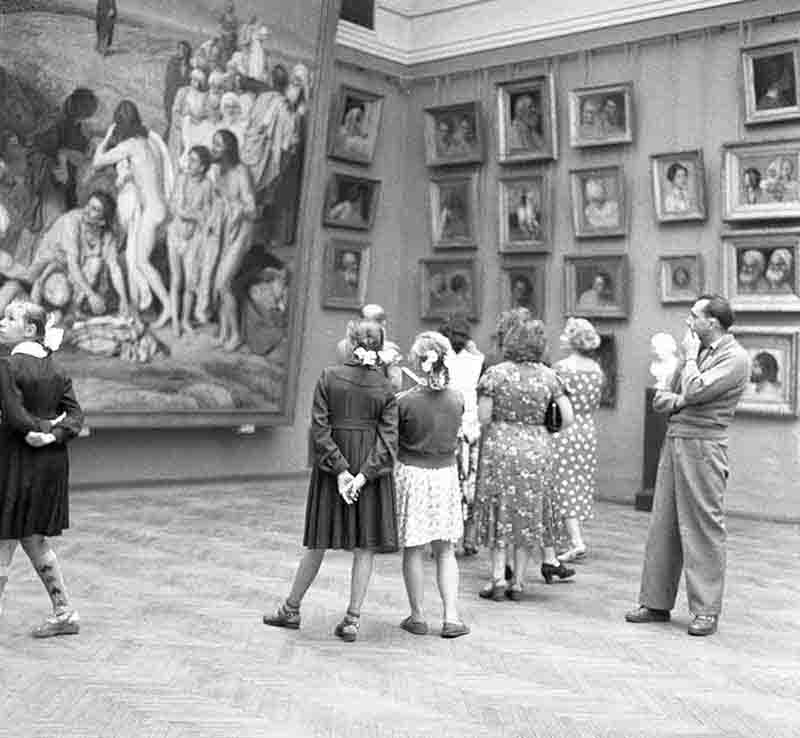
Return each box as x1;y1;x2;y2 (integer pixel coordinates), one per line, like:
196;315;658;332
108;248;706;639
328;85;384;165
721;229;800;312
732;327;799;417
322;172;380;231
498;172;550;253
499;257;546;319
321;239;369;310
429;170;479;248
722;139;800;222
496;75;558;164
423;101;484;167
741;41;800;126
564;254;629;319
569;166;626;238
419;257;481;321
650;150;707;223
0;0;339;427
659;254;704;304
568;82;633;148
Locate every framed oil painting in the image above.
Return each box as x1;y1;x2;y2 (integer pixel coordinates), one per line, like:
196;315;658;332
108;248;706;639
590;333;617;408
322;172;380;231
659;254;704;304
423;101;483;167
564;254;629;319
570;166;626;238
498;173;550;253
650;150;707;223
499;258;546;319
328;85;384;165
429;170;479;248
322;239;369;310
568;82;633;148
742;41;800;126
496;75;558;164
0;0;338;427
419;257;480;321
732;327;799;417
722;139;800;221
721;229;800;312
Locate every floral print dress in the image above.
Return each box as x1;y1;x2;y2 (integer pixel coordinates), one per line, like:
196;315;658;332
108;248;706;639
474;361;563;549
551;362;605;535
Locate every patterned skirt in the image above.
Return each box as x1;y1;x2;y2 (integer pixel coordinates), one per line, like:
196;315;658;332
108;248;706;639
394;462;463;548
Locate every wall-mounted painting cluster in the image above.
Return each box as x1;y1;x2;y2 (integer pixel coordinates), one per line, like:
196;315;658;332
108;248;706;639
321;84;384;310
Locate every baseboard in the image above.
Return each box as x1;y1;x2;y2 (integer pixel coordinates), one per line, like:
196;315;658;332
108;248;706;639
71;469;311;492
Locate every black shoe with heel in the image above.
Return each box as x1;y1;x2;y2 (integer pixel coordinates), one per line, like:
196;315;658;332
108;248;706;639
541;562;575;584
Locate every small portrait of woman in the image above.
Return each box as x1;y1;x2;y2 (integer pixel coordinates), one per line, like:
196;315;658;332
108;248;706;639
323;173;380;231
742;42;800;125
565;255;628;318
570;166;626;237
577;270;615;311
430;173;478;248
659;254;703;304
651;151;706;222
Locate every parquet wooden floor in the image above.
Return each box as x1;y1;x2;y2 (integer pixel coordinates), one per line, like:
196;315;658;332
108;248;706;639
1;479;798;738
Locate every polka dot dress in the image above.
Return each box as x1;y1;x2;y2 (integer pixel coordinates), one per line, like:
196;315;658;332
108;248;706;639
551;363;605;534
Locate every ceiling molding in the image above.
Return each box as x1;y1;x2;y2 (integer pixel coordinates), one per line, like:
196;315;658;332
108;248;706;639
338;0;749;65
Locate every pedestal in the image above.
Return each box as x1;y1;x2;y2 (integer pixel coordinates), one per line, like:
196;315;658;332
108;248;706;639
637;387;669;512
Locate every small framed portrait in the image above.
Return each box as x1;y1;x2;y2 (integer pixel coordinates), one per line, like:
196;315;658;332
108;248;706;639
659;254;704;304
322;172;380;231
429;170;479;248
742;41;800;126
650;150;707;223
722;139;800;221
496;75;558;164
419;257;481;321
568;82;633;148
498;173;550;253
564;254;629;319
499;258;546;318
328;85;384;165
569;166;626;238
322;240;370;310
721;229;800;311
732;326;799;417
423;101;484;167
589;333;618;408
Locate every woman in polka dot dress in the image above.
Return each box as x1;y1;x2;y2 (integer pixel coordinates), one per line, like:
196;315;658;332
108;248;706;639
551;318;605;563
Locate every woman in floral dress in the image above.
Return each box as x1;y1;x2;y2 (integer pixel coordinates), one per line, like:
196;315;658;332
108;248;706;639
551;318;605;563
474;318;576;601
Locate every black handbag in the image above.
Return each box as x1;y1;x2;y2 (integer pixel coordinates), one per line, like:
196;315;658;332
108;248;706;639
545;398;562;433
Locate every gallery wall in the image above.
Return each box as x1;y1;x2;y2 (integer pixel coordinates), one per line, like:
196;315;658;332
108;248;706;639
70;7;800;521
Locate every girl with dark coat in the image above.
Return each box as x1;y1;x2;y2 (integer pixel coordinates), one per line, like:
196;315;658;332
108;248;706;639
0;301;84;637
264;318;398;642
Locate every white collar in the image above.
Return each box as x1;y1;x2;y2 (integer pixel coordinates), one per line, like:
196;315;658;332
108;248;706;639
11;341;48;358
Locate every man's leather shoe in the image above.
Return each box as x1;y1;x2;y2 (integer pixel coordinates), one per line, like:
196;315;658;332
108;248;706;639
688;614;717;636
625;605;670;623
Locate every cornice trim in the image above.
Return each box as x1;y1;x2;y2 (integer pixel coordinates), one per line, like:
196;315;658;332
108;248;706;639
341;0;747;65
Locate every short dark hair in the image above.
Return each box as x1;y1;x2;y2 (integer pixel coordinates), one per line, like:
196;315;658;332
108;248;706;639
666;162;688;183
698;293;734;330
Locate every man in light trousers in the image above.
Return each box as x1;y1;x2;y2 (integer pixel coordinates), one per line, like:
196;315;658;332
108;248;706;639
626;295;750;636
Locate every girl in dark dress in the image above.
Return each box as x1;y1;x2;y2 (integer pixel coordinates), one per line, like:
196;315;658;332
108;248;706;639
0;301;84;637
264;318;398;642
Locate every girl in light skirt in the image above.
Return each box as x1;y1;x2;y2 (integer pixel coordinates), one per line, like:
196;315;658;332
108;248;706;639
395;331;469;639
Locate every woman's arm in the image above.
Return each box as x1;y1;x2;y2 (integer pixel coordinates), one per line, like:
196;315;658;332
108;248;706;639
555;394;575;431
51;376;85;443
0;361;51;434
357;392;399;481
92;126;131;169
310;370;350;476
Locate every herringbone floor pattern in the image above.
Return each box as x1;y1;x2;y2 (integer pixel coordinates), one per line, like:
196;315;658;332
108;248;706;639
1;480;798;738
